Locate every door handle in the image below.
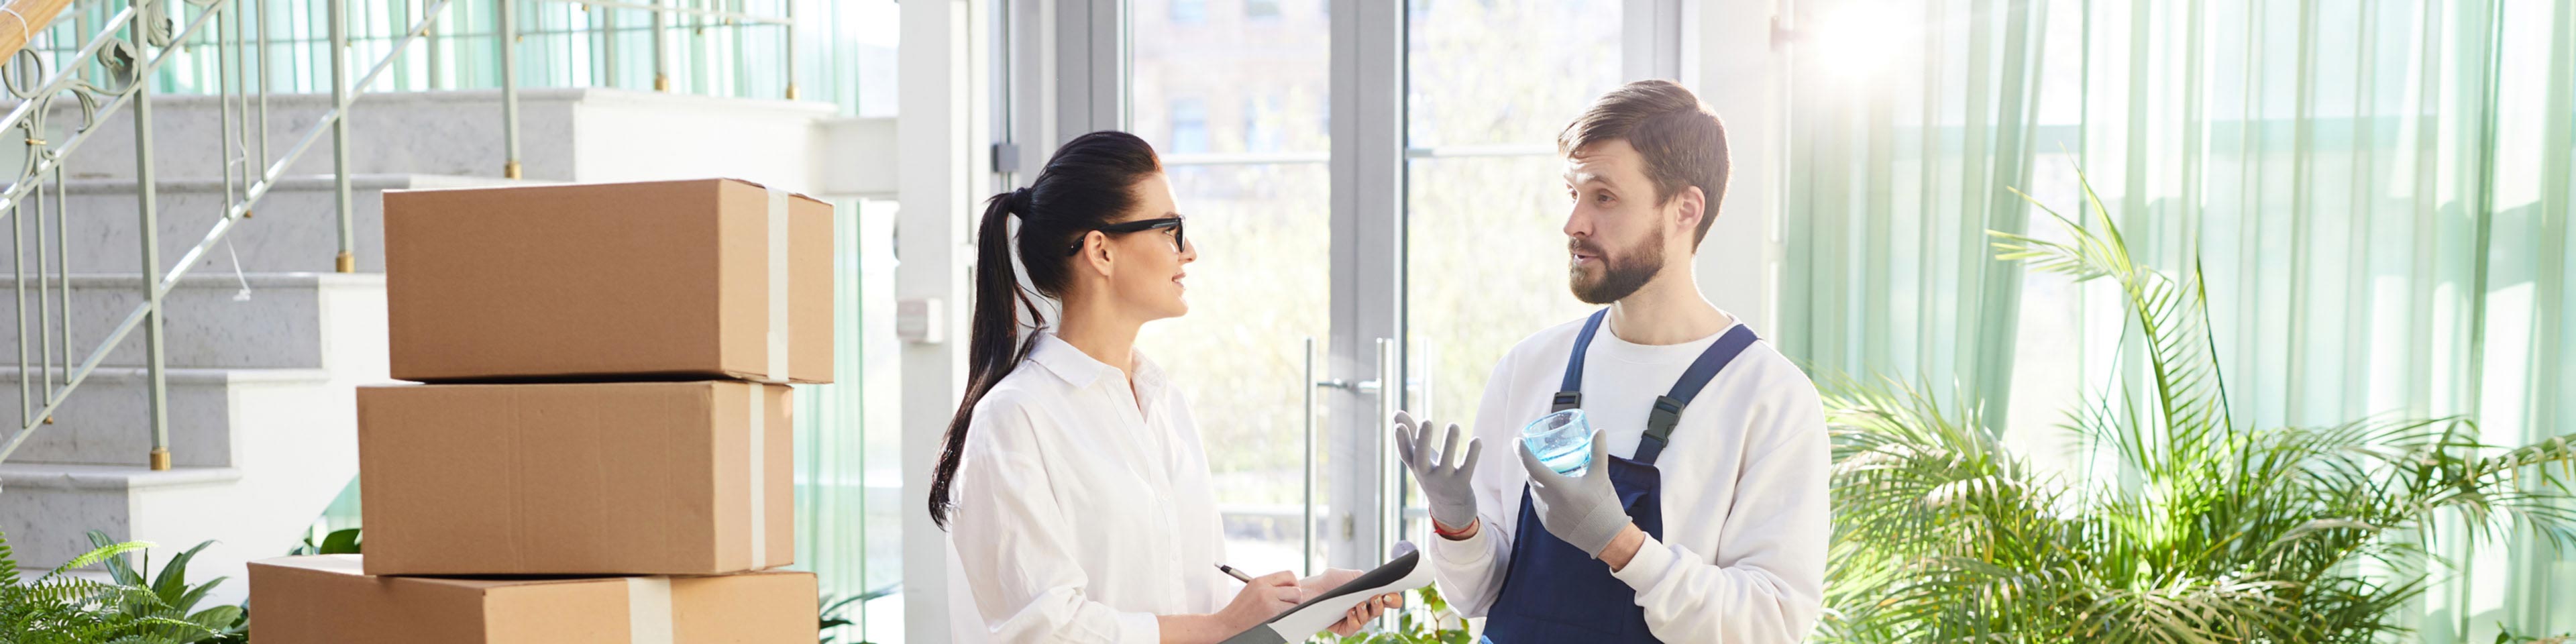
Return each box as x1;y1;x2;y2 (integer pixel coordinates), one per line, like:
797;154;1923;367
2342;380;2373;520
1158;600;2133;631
1311;337;1403;564
1300;336;1318;576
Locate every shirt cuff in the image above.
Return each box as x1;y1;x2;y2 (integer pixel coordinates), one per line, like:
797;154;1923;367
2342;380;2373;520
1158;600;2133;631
1429;522;1495;569
1608;532;1677;591
1116;610;1160;644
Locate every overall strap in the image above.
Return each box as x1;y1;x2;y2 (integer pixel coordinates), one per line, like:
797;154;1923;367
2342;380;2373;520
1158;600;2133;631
1550;309;1611;413
1635;325;1760;465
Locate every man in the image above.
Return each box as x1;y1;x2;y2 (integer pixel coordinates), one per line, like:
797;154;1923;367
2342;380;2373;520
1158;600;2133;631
1395;80;1827;643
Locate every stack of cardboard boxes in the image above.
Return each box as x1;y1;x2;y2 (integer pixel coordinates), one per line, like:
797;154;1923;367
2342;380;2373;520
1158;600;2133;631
248;178;837;644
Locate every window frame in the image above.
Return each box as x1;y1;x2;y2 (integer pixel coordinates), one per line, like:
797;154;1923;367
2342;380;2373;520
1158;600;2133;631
991;0;1696;576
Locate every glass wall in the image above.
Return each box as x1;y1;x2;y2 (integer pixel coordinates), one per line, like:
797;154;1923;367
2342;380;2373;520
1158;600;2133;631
1399;0;1624;537
38;0;898;117
1129;0;1334;577
797;198;908;644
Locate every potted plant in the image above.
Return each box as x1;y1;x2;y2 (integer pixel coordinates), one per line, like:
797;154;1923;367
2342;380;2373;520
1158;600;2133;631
1817;174;2576;642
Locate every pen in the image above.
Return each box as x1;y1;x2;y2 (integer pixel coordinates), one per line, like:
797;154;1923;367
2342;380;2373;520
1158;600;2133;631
1216;564;1254;583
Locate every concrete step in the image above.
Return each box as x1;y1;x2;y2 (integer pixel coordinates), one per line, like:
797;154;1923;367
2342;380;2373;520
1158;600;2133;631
0;374;355;604
0;466;248;569
11;87;833;192
0;272;387;372
0;174;521;274
0;367;335;468
0;358;362;610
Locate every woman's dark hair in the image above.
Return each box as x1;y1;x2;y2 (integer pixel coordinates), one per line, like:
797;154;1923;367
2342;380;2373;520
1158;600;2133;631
930;131;1164;529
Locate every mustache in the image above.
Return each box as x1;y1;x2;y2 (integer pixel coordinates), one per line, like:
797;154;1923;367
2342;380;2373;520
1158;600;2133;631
1569;239;1606;256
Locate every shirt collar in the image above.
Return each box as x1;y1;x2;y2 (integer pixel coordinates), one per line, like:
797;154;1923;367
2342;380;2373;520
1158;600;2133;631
1027;333;1165;392
1589;307;1754;364
1027;334;1106;388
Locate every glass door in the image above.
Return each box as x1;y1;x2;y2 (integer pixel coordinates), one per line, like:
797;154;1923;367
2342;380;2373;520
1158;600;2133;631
1128;0;1334;576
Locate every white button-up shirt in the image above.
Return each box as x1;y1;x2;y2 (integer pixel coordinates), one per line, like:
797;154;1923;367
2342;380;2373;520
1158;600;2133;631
951;333;1236;644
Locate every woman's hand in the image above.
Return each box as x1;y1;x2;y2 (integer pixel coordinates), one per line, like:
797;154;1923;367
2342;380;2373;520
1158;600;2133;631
1158;570;1304;644
1304;568;1407;637
1214;570;1304;633
1325;592;1404;636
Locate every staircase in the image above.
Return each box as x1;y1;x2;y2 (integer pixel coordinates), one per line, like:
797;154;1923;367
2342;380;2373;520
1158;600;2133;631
0;87;836;607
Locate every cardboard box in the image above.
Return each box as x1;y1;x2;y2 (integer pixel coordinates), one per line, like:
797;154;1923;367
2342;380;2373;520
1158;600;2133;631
385;178;833;384
249;555;817;644
359;381;794;576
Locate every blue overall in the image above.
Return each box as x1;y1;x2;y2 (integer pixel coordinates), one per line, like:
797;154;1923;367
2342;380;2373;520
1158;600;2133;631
1481;309;1760;643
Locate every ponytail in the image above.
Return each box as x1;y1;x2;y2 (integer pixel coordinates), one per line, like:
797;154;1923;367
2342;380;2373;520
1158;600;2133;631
929;131;1165;529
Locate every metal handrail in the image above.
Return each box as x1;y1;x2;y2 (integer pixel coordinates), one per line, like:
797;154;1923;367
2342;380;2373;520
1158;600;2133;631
0;0;80;63
533;0;788;25
494;0;797;177
0;0;453;467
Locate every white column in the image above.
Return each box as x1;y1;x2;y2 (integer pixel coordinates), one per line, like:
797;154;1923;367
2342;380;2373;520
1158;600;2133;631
1684;0;1784;334
1055;0;1124;140
1001;0;1125;184
898;0;989;641
1327;0;1407;570
1622;0;1689;83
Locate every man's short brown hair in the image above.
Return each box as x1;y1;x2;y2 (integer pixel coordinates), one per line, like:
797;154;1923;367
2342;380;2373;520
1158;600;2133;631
1557;79;1731;245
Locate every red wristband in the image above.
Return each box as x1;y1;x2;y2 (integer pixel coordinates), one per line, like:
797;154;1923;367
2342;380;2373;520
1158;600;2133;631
1431;517;1477;539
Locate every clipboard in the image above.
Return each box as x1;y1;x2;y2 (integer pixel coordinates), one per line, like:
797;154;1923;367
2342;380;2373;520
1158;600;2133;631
1218;550;1436;644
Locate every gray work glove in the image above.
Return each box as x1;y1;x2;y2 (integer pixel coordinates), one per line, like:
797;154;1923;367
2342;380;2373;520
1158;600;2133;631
1393;411;1481;530
1515;429;1629;557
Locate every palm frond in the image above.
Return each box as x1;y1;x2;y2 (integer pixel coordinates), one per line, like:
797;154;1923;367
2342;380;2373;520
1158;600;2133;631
51;541;157;580
0;529;19;588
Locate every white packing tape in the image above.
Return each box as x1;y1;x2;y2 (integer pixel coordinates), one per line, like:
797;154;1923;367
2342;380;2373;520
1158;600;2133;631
747;384;768;567
764;187;792;382
625;578;675;644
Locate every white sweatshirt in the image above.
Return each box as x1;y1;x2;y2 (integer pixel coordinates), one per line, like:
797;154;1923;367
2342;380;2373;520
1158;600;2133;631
1427;311;1829;643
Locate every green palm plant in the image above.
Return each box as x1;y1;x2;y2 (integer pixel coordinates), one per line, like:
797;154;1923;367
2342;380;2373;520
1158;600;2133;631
84;531;248;643
0;530;227;643
1815;172;2576;643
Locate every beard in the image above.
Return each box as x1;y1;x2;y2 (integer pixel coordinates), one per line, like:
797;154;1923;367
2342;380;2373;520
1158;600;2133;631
1568;227;1664;305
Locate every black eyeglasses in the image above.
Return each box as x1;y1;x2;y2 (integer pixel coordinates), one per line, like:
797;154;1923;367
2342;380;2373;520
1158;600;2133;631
1066;216;1187;256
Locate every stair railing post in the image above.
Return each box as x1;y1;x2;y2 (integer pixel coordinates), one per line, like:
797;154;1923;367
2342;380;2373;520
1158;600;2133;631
780;0;793;99
649;0;665;90
684;0;700;93
15;169;29;431
425;0;443;88
500;0;521;178
54;169;66;417
256;0;269;170
33;167;50;425
217;1;233;211
133;0;170;471
600;2;614;87
329;0;353;272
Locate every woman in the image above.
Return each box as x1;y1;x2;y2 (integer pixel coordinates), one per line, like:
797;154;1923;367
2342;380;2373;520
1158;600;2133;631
931;131;1399;643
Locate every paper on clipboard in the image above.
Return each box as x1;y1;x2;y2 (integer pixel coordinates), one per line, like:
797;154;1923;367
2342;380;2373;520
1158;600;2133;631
1218;550;1436;644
